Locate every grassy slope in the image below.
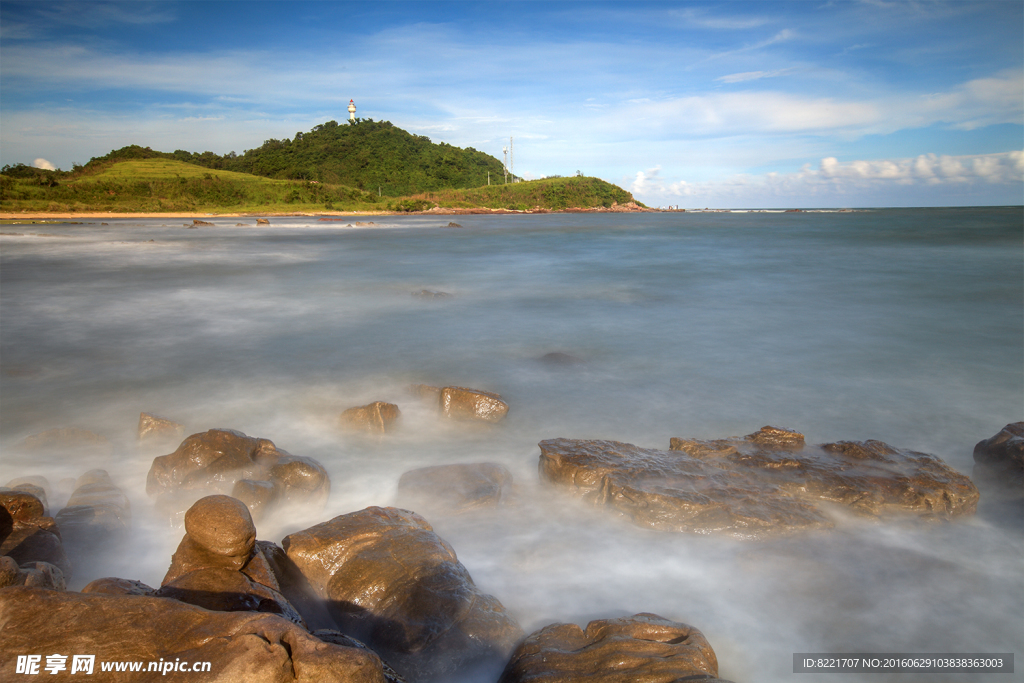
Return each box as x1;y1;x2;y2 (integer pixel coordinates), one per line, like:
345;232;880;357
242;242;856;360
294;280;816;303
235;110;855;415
0;159;383;214
1;160;641;214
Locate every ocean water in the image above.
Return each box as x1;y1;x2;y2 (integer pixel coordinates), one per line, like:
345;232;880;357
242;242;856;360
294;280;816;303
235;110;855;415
1;207;1021;682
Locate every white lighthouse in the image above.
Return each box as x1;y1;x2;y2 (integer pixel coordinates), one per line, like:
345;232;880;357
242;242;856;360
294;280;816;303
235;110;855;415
348;99;356;121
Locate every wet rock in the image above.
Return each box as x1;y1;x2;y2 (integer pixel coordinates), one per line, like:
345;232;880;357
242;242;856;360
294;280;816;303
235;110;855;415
256;218;270;225
0;489;71;577
439;386;509;424
539;426;978;538
4;476;50;514
408;384;442;402
0;586;392;683
159;496;304;625
54;469;131;568
81;576;156;596
396;463;514;515
137;412;185;451
283;506;524;682
191;219;214;226
20;426;112;457
146;429;330;519
232;479;277;522
340;401;402;435
498;613;727;683
540;438;830;538
412;289;452;298
973;422;1024;491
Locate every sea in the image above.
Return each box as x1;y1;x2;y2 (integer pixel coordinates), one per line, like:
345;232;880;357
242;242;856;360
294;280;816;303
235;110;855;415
1;207;1021;682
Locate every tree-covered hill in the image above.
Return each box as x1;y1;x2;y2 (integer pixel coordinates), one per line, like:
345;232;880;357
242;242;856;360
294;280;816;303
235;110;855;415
168;119;508;196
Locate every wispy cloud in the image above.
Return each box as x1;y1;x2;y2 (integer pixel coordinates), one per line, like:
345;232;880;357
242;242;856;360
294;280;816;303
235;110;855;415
716;69;794;84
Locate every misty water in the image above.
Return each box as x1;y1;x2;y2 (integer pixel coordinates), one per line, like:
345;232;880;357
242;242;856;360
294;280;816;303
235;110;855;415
1;208;1021;682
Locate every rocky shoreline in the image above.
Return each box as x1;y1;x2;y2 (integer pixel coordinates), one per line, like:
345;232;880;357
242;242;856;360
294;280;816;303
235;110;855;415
2;388;1020;681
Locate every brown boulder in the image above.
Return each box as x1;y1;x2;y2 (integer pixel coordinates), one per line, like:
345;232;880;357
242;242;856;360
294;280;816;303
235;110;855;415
498;613;728;683
0;587;391;683
439;386;509;423
283;506;523;682
340;401;402;435
146;429;330;519
4;476;51;514
156;566;305;627
0;489;70;577
973;422;1024;491
0;557;65;590
396;463;514;515
540;426;978;538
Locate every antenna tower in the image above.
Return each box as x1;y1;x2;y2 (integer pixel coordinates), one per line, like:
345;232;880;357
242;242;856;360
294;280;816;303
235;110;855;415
502;146;508;184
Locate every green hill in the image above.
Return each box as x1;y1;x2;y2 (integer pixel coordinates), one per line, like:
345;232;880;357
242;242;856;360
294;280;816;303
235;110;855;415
1;118;643;213
175;119;509;196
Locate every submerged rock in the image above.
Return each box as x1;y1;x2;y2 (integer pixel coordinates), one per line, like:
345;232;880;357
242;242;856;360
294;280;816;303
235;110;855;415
396;462;514;516
54;469;131;573
498;613;729;683
539;426;978;538
20;427;112;457
340;401;402;435
973;422;1024;492
283;506;523;682
0;587;391;683
146;429;330;520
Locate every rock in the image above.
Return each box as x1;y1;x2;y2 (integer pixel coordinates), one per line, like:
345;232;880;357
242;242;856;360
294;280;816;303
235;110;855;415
445;222;462;228
232;479;277;521
256;218;270;225
340;401;402;435
412;290;452;298
191;219;214;226
283;506;524;682
146;429;330;520
498;613;727;683
81;576;156;596
439;386;509;424
20;426;112;456
258;540;337;631
396;463;513;515
973;422;1024;491
137;412;185;451
159;496;304;626
4;476;50;514
0;587;392;683
538;426;978;538
54;469;131;568
0;489;71;577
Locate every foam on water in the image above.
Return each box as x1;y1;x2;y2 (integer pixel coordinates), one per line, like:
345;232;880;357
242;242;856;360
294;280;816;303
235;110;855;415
2;209;1021;682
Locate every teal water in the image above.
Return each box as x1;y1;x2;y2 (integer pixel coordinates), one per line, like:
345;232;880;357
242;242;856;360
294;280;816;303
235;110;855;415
1;207;1021;681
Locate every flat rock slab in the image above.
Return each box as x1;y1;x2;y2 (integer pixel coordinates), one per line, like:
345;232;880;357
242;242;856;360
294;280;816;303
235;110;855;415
0;587;389;683
539;426;978;538
396;463;513;516
283;506;523;682
498;613;729;683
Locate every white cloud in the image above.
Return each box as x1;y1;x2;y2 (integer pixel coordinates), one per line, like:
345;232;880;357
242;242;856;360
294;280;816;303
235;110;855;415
32;158;56;170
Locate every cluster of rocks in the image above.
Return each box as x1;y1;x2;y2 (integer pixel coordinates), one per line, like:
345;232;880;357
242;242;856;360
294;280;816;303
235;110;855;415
3;413;1016;682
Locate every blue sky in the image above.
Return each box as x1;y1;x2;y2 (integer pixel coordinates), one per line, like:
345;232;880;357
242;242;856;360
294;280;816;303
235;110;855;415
1;0;1021;208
